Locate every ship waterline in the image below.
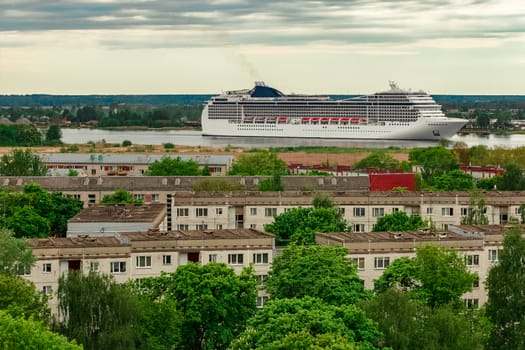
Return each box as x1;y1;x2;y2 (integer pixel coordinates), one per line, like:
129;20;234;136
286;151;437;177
201;82;468;141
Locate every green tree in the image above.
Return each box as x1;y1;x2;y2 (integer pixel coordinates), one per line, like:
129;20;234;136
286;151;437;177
0;228;35;276
372;211;426;232
432;169;475;191
257;174;284;191
266;245;368;305
352;150;404;171
374;245;476;308
496;163;525;190
145;156;201;176
133;263;257;350
55;271;142;350
50;192;84;237
229;297;383;350
461;191;489;225
486;227;525;349
264;206;350;245
191;178;245;191
45;125;63;145
477;176;497;190
0;310;81;350
409;147;458;185
0;149;48;176
0;274;50;322
312;192;335;209
228;150;287;176
101;188;142;204
201;165;211;176
5;205;51;238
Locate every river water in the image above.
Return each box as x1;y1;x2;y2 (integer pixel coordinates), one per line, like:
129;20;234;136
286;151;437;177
60;128;525;149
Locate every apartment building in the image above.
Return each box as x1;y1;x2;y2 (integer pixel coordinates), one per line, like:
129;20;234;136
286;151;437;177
0;176;369;207
22;228;275;313
168;190;525;233
316;224;507;308
40;153;234;176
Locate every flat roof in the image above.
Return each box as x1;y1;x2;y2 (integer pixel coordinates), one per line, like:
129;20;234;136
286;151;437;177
122;228;274;241
69;203;166;223
28;236;124;249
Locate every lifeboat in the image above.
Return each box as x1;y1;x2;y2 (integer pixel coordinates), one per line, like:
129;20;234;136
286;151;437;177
340;117;350;124
278;117;288;123
330;118;340;124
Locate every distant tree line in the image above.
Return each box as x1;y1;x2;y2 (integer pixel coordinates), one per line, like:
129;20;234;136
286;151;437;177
0;124;62;146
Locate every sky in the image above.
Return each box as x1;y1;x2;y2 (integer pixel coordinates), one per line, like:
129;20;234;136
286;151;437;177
1;0;525;95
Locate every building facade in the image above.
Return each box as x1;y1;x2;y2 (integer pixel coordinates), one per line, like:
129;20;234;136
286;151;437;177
23;228;275;314
316;224;507;308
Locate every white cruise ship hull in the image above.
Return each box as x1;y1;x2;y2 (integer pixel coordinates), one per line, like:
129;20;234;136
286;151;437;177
201;82;468;141
202;108;466;140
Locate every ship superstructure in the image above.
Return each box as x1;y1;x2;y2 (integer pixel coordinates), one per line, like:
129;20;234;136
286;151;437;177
201;82;467;140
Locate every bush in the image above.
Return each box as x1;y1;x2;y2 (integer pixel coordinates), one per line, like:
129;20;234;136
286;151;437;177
163;143;175;150
122;140;132;147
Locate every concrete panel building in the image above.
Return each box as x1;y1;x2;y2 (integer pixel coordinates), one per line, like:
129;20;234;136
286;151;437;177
23;228;275;314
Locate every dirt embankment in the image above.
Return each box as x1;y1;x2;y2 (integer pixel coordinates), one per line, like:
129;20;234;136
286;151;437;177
0;145;409;168
278;152;409;167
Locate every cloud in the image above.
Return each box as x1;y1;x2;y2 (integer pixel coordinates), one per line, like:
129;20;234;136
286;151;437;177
0;0;523;50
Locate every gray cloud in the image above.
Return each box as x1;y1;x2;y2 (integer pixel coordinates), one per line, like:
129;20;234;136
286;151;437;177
0;0;524;49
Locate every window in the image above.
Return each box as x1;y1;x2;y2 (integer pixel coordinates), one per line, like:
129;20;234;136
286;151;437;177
133;194;144;201
209;254;217;263
473;274;479;288
42;286;53;295
136;256;152;268
256;296;269;308
465;298;479;309
250;224;257;229
338;208;346;215
228;254;244;265
42;263;52;273
352;257;365;270
461;207;469;216
216;224;223;230
163;255;172;265
152;194;160;203
374;257;390;269
89;261;99;272
177;224;189;231
515;207;522;215
88;194;96;204
110;261;126;273
442;207;454;217
196;208;208;217
426;207;433;215
465;254;479;266
216;208;223;215
196;224;208;230
264;208;277;217
253;253;269;265
17;264;31;276
250;208;257;216
488;249;500;262
372;208;384;217
392;207;399;213
256;274;268;284
353;207;365;217
176;208;189;217
353;224;365;232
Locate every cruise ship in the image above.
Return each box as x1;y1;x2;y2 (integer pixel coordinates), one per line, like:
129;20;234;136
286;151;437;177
201;82;467;140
